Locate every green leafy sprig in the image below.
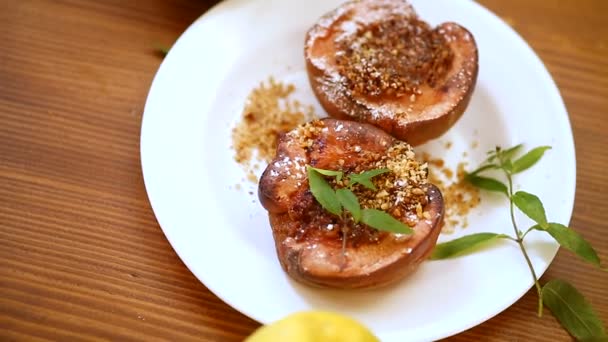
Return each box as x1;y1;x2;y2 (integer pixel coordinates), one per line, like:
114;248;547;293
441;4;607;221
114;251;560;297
153;43;171;57
431;145;607;341
306;166;412;235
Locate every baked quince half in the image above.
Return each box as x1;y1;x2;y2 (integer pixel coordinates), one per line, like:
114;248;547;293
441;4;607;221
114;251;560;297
259;119;444;289
305;0;478;145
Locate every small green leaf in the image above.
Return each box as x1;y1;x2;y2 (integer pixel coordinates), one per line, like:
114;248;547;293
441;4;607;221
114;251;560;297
502;159;514;173
466;175;509;196
153;43;171;57
580;336;608;342
351;178;376;190
534;223;601;267
348;168;390;190
336;188;361;223
512;191;547;226
308;166;343;182
355;168;390;178
466;164;499;178
542;280;607;340
430;233;509;259
485;144;523;163
511;146;551;174
485;147;500;162
361;209;412;234
307;166;342;216
500;144;524;161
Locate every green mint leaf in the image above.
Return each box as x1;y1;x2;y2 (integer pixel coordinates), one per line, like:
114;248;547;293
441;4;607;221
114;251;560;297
485;150;497;162
306;166;342;216
158;46;170;55
307;166;343;182
512;191;548;226
542;280;607;340
336;188;361;223
361;209;412;234
352;178;376;190
485;146;501;162
153;43;171;57
534;223;601;267
502;159;514;173
430;233;509;260
581;336;608;342
500;143;524;161
466;175;509;196
511;146;552;174
348;168;390;190
466;164;499;178
486;144;523;163
356;168;391;178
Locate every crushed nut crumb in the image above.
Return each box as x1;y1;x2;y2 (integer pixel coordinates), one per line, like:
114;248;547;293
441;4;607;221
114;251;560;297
335;16;453;97
232;77;317;183
421;152;481;234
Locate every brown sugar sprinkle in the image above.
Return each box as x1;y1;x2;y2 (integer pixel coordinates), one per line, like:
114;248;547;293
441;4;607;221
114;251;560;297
421;152;481;234
335;16;454;98
232;77;317;182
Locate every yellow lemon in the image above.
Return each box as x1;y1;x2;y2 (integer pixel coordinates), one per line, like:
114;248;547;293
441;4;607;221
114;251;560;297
245;311;379;342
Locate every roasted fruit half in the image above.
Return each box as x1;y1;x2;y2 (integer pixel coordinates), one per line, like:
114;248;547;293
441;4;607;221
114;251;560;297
305;0;478;145
259;119;444;289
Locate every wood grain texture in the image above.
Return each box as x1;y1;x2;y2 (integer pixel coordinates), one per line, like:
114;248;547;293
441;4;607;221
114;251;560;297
1;0;606;341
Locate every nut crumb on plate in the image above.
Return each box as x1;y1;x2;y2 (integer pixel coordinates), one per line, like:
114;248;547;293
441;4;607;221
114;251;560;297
232;77;317;183
421;152;480;234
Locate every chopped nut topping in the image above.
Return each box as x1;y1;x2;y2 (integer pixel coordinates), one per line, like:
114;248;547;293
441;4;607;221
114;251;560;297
333;141;429;221
286;121;430;246
335;16;454;98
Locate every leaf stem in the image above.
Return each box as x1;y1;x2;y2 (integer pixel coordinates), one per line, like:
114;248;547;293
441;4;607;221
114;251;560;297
505;169;544;317
521;227;534;240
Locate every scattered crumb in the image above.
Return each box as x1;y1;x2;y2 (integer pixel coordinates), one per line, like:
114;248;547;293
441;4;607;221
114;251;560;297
420;153;481;234
442;167;453;179
235;184;242;191
422;152;444;168
248;191;254;195
247;172;258;183
444;141;452;149
462;151;468;158
232;77;317;184
471;141;479;149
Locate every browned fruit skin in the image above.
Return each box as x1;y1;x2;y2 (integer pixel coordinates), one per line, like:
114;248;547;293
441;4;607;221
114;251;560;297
305;0;479;146
258;119;444;289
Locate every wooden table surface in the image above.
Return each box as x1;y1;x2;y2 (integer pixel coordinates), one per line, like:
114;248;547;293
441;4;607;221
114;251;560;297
2;0;606;340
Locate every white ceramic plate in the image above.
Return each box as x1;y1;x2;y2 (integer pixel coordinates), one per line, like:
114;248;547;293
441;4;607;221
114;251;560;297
140;0;576;340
